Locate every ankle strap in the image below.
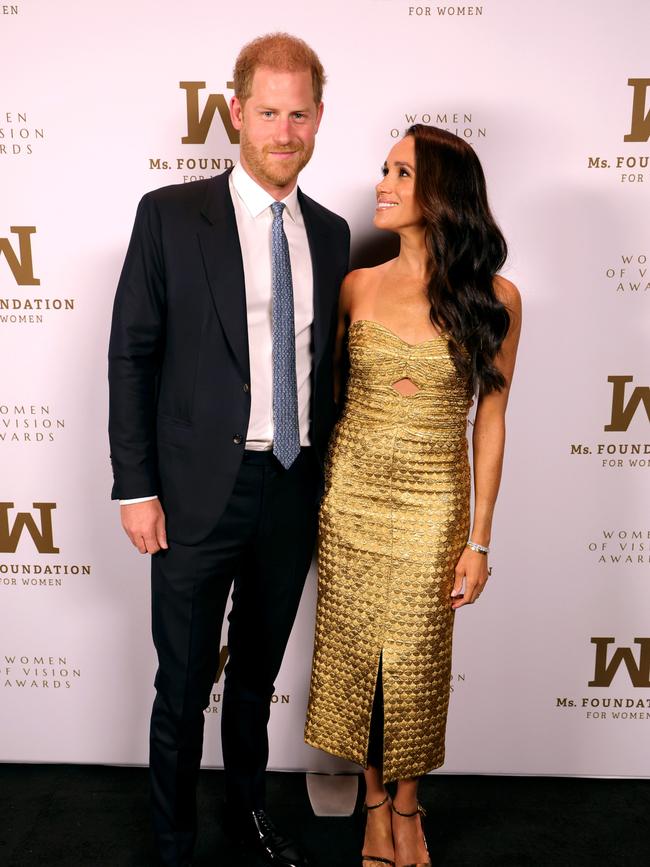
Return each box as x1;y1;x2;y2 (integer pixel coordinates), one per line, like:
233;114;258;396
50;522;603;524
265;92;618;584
364;793;390;811
391;801;426;818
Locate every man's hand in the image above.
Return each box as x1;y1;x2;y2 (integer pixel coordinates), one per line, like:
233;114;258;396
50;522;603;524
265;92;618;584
120;499;168;554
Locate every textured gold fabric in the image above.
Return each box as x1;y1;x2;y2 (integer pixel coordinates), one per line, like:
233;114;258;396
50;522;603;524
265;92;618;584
305;319;472;781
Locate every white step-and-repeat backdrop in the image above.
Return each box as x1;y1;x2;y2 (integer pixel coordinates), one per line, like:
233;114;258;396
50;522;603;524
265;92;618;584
1;0;648;777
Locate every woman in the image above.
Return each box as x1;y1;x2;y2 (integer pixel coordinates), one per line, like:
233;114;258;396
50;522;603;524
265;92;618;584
304;124;521;867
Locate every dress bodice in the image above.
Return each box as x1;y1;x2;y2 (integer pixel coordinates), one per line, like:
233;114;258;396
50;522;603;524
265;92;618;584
341;319;473;440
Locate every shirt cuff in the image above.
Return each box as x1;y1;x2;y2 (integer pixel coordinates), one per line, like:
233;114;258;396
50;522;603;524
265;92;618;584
119;495;158;505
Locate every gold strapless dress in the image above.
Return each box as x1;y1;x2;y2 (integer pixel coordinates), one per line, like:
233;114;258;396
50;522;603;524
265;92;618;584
305;319;473;781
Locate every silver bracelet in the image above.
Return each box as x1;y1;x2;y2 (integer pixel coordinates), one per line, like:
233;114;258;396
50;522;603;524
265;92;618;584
466;540;489;555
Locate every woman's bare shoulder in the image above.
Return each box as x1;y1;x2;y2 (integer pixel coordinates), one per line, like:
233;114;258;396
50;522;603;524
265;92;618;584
342;262;392;289
493;274;521;311
340;262;393;311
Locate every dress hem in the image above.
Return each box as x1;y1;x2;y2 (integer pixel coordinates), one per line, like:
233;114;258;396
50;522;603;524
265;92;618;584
304;734;445;783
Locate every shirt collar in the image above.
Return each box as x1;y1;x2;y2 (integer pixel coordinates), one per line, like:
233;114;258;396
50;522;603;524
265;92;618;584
231;161;299;222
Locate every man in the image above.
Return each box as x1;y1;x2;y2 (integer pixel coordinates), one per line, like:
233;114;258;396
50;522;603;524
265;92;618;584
108;33;350;867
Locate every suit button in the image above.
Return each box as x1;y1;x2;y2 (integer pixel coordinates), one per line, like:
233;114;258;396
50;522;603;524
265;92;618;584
243;383;250;393
233;434;243;445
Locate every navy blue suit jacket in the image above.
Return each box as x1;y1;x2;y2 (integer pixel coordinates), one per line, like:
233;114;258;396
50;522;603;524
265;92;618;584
108;169;350;544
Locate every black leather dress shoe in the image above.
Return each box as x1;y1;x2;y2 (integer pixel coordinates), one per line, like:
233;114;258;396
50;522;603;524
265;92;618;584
224;807;309;867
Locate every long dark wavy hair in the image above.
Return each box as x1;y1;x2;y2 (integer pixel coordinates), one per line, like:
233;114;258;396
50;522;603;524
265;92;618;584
407;124;510;394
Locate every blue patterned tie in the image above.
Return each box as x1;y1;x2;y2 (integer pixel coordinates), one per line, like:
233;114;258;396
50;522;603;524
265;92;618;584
270;201;300;469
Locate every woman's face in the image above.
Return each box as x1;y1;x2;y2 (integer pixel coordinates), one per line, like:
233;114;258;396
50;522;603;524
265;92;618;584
374;135;423;232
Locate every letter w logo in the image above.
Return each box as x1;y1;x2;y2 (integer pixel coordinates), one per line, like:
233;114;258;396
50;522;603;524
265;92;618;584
0;502;59;553
604;376;650;431
180;81;239;145
0;227;40;286
624;78;650;143
589;637;650;687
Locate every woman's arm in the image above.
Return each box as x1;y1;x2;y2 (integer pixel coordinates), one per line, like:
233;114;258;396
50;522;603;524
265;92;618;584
451;276;522;609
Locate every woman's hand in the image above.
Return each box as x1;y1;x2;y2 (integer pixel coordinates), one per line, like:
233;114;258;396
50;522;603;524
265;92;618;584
450;547;489;609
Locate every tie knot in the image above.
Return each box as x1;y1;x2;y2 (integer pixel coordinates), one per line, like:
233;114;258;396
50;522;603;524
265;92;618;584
271;201;286;219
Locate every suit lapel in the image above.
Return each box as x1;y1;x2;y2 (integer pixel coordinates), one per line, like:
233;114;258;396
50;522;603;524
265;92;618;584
299;190;337;371
198;171;250;380
197;176;336;383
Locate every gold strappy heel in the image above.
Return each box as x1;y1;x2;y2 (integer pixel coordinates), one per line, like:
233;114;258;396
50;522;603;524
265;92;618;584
391;801;431;867
361;793;395;867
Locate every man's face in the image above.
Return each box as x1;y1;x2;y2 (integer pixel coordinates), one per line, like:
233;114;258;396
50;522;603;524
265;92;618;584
230;66;323;196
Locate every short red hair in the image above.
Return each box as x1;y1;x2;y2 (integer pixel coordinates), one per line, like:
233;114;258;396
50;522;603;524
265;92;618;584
233;32;326;105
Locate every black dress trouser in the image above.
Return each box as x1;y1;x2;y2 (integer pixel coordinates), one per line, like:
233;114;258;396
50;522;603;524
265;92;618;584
149;448;320;867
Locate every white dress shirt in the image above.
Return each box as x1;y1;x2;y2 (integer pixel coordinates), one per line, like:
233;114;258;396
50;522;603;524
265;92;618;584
120;162;314;504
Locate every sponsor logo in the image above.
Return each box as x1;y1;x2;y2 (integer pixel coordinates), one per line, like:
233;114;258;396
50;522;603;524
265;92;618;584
605;376;650;432
555;638;650;722
180;81;239;145
624;79;650;143
406;4;485;17
0;226;75;326
390;110;486;142
0;403;65;444
0;227;39;285
604;253;649;295
373;1;487;19
147;81;237;184
0;111;45;156
2;654;81;690
587;529;650;566
586;79;650;185
0;501;91;589
569;376;649;471
589;637;650;688
0;502;58;554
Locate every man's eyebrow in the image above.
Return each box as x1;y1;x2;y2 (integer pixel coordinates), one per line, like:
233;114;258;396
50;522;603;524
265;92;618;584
256;106;312;113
